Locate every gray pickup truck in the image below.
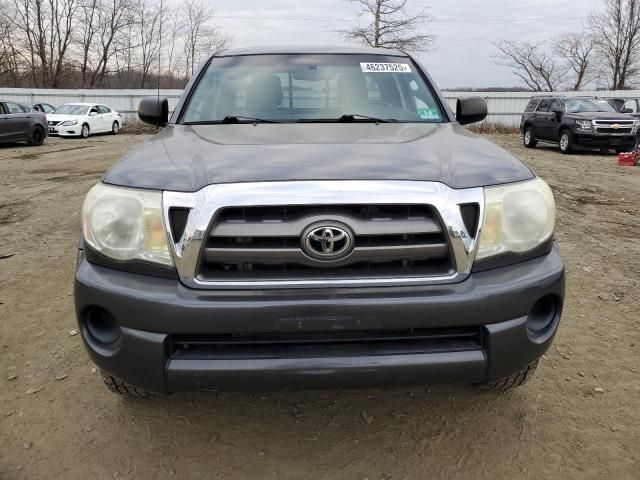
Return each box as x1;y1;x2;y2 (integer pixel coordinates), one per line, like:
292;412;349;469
0;100;47;146
75;46;564;396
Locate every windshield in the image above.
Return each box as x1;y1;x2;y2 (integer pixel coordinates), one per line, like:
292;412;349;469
565;99;615;113
54;104;89;115
181;54;445;123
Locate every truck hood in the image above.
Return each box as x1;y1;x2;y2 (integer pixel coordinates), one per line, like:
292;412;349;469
103;123;534;191
565;112;636;121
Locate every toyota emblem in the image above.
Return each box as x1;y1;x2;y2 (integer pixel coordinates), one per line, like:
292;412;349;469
302;222;354;262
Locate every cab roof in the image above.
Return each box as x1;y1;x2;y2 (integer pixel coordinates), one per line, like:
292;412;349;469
216;45;408;57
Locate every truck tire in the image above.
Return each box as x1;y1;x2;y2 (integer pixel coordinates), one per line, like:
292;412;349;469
28;126;45;146
478;360;539;392
523;127;537;148
559;130;573;154
100;370;152;397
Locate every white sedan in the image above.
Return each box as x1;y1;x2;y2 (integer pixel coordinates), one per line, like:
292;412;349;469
47;103;122;138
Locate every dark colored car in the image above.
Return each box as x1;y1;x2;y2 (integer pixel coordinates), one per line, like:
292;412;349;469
31;102;57;114
0;100;48;146
75;46;564;396
521;96;639;153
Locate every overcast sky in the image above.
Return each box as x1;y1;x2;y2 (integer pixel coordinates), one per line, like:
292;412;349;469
213;0;603;88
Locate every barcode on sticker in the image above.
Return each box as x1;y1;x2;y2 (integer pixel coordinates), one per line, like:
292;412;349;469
360;63;412;73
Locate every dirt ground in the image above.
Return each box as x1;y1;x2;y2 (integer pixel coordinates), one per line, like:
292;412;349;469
1;133;639;480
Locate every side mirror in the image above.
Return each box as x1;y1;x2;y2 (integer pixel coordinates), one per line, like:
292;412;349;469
456;97;487;125
621;107;633;114
552;109;563;120
89;111;98;117
138;97;169;126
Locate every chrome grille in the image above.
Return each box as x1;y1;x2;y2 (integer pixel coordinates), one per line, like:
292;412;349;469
593;119;634;134
198;205;455;281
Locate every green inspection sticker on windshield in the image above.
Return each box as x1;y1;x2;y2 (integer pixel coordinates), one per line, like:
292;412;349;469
417;108;441;120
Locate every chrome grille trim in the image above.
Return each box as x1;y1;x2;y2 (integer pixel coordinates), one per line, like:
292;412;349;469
592;119;635;135
163;181;485;289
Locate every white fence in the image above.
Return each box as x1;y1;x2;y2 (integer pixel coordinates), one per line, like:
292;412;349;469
0;88;183;124
2;87;640;126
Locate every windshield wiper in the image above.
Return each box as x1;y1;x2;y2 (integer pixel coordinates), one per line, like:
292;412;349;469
337;114;393;123
184;116;279;125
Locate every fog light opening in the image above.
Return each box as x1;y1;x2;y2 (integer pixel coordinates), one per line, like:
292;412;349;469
527;295;558;334
84;307;121;346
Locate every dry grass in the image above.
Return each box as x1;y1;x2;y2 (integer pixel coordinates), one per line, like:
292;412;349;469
466;122;520;135
121;122;159;135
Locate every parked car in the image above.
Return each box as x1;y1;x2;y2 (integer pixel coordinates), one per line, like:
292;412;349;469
0;100;47;146
521;96;639;153
47;103;121;138
30;102;57;114
75;46;564;396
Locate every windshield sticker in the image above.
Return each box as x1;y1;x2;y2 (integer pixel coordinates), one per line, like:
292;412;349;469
360;63;412;73
417;108;441;120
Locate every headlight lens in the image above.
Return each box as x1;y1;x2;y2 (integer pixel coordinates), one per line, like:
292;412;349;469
82;183;173;266
633;120;640;133
476;177;555;260
576;120;592;131
61;120;78;126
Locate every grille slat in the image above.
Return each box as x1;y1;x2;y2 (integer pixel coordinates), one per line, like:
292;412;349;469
204;243;448;265
199;204;454;282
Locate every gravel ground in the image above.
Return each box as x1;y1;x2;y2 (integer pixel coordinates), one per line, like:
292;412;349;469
0;133;639;479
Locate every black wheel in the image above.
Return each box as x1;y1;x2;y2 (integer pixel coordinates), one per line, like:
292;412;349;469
28;126;45;146
111;121;120;135
81;123;90;138
559;130;573;154
478;360;539;392
100;370;152;397
523;127;537;148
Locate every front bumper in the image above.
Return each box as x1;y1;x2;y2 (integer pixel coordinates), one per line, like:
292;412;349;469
74;246;565;393
574;132;637;149
48;126;79;136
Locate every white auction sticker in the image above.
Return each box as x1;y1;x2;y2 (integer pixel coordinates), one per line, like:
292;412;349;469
360;62;412;73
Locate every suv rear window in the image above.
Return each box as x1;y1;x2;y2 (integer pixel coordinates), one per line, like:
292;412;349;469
536;99;552;112
182;54;445;123
524;99;539;112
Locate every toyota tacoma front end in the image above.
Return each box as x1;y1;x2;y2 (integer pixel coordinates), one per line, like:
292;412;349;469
74;46;564;395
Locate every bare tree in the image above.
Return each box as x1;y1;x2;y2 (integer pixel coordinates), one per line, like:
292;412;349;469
3;0;78;87
493;40;564;92
89;0;132;87
588;0;640;89
0;0;231;87
552;33;594;91
180;0;229;76
340;0;435;52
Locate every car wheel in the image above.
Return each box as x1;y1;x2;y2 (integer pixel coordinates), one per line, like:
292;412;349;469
81;124;90;138
100;370;152;397
111;121;120;135
477;360;539;392
523;127;537;148
27;126;45;146
559;130;573;154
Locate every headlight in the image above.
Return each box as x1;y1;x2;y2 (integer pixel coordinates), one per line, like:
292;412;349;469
82;183;173;266
61;120;78;126
576;120;592;131
476;177;555;260
633;120;640;133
